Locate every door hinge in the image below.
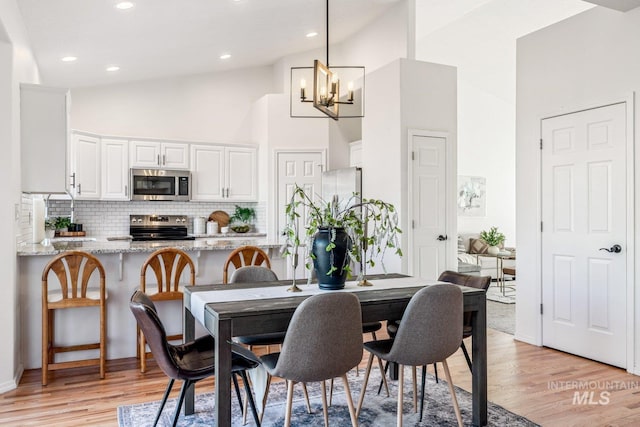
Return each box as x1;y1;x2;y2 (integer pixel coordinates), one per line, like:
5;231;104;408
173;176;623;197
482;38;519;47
540;139;543;150
540;304;543;315
411;151;415;161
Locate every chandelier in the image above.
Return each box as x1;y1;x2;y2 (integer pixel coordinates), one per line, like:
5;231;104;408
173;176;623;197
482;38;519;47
290;0;365;120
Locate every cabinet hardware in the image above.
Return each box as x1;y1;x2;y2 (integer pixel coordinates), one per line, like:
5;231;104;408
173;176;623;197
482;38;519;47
77;183;81;195
70;173;76;188
157;154;160;165
162;154;166;166
226;188;230;198
125;185;128;196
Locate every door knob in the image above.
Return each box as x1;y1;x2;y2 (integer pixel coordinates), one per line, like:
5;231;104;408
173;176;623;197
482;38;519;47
599;244;622;253
437;235;448;241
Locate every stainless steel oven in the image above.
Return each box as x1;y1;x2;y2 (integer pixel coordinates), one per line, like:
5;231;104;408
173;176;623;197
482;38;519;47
130;169;190;201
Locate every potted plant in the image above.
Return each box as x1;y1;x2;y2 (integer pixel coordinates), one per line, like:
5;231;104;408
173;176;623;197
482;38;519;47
283;185;402;290
42;217;57;245
480;226;505;255
54;216;72;235
230;205;256;233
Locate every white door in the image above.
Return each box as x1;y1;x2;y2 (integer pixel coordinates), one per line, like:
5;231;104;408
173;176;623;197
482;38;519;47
541;102;627;368
276;151;324;279
409;135;447;280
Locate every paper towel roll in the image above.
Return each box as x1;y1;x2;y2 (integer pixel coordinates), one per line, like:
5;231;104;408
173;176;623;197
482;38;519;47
33;197;45;243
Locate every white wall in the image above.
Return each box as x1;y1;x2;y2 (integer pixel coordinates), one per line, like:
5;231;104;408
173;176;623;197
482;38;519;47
363;58;457;274
516;7;640;373
414;0;593;246
70;66;273;143
0;0;40;393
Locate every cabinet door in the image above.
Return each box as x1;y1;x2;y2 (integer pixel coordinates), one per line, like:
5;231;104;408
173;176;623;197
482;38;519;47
20;84;69;193
71;133;100;199
161;143;189;169
190;145;224;201
130;140;161;168
226;147;257;201
101;138;129;200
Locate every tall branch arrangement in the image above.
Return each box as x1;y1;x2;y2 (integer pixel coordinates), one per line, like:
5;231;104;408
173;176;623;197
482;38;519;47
283;185;402;279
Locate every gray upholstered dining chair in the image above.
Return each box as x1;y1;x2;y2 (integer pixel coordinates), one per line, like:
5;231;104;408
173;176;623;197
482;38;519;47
260;292;363;427
129;290;262;427
356;284;464;427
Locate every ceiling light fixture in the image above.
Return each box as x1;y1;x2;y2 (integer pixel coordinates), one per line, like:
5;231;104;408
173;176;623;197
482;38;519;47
115;2;134;10
61;56;77;62
306;32;318;38
106;66;120;72
290;0;364;120
220;54;231;60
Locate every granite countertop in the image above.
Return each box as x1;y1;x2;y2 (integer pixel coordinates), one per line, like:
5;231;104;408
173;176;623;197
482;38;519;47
17;236;281;256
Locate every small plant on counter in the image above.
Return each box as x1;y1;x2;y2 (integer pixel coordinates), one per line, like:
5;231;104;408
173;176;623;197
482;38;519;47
230;205;256;233
44;217;57;230
54;216;72;231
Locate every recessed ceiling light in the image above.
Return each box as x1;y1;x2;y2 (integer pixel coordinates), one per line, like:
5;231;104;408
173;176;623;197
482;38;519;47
306;32;318;38
61;56;77;62
220;54;231;60
115;2;134;10
106;66;120;72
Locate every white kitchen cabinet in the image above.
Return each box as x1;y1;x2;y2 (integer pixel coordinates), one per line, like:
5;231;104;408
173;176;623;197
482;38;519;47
70;132;101;199
101;138;129;200
20;84;70;194
190;145;257;201
129;140;189;169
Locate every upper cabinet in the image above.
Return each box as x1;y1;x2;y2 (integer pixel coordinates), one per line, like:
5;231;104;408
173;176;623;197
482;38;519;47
20;84;70;194
101;138;129;200
191;145;257;201
130;140;189;169
69;132;101;200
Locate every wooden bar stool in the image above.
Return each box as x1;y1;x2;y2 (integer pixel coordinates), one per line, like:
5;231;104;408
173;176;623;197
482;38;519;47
138;247;195;373
222;246;270;283
41;251;107;386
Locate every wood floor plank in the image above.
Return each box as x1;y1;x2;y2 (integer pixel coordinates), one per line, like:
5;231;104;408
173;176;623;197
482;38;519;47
1;328;640;426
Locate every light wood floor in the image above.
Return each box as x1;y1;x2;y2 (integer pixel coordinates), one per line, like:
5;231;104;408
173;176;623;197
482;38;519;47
1;328;639;426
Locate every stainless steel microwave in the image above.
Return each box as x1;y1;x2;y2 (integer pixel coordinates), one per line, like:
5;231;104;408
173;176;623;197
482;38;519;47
130;169;191;201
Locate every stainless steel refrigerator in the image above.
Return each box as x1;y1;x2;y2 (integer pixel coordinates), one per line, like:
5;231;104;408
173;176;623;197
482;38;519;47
321;167;362;210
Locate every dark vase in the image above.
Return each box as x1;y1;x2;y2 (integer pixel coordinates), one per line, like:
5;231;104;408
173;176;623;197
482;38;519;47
312;227;352;290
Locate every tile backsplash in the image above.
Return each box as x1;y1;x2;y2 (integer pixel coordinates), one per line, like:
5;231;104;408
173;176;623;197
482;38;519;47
18;195;265;244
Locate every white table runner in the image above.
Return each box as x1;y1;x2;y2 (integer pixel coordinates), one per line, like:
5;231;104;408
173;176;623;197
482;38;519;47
189;276;436;325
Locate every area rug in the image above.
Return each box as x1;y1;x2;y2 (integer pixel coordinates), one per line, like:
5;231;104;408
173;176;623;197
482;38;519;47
486;282;515;304
118;366;538;426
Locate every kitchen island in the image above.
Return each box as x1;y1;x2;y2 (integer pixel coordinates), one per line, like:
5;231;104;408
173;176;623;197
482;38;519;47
17;237;285;370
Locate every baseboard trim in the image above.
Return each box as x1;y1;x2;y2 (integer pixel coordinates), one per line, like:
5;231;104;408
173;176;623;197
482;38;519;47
0;365;23;394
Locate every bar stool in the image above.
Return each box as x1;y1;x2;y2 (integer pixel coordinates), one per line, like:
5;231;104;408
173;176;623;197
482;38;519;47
41;251;107;386
138;247;195;373
222;246;271;283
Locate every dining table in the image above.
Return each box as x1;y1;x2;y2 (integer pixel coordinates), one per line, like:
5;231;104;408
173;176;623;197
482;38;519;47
183;274;488;426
